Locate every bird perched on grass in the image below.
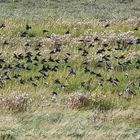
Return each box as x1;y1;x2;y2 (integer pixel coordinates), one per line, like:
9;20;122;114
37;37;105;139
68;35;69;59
0;23;5;28
26;24;31;31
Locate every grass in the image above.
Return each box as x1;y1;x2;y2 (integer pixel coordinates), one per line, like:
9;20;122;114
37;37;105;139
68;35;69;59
0;0;140;20
0;1;140;140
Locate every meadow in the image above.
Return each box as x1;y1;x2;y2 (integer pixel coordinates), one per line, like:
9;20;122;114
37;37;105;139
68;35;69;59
0;0;140;140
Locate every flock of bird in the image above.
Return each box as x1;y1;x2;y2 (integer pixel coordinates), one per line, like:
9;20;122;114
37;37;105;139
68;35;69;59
0;22;140;99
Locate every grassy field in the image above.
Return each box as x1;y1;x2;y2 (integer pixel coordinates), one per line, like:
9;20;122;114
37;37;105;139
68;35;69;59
0;0;140;19
0;1;140;140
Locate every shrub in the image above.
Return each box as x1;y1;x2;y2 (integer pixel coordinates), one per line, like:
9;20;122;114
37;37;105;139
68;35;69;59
65;92;88;109
4;92;32;112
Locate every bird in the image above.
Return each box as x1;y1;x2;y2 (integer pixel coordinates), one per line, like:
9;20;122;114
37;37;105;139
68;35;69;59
107;77;119;86
69;67;76;75
20;31;28;37
82;49;88;56
134;26;139;31
0;23;5;28
65;30;70;34
43;29;49;34
96;48;105;54
104;23;110;28
51;92;58;96
136;38;140;44
32;82;37;87
63;57;69;63
25;24;31;31
0;58;5;63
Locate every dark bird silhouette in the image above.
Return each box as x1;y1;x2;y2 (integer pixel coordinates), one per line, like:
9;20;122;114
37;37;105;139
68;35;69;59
26;24;31;31
43;29;49;34
82;49;88;56
65;30;70;34
20;31;28;37
63;57;69;63
104;23;110;28
51;91;58;96
69;68;76;75
20;79;25;84
0;58;5;63
3;40;9;46
107;77;119;86
32;82;37;87
136;38;140;44
96;48;105;54
84;66;90;73
134;26;139;31
136;59;140;65
54;79;66;89
0;23;5;28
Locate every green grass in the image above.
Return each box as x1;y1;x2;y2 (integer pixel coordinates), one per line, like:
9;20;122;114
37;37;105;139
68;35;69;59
0;0;140;20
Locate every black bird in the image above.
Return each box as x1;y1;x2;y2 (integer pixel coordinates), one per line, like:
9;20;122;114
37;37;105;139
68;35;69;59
96;48;105;54
104;62;112;71
14;53;24;60
98;78;104;86
124;60;132;65
0;23;5;28
51;92;58;96
82;49;88;56
119;55;125;59
48;56;55;62
36;52;41;56
49;49;56;54
54;79;66;89
65;30;70;34
55;59;60;63
83;61;89;66
134;26;139;31
26;58;32;63
104;23;110;28
88;43;95;48
13;74;21;79
20;31;28;37
43;29;49;34
41;58;47;64
26;24;31;31
32;82;37;87
102;43;108;47
107;77;119;86
84;66;90;73
94;37;100;42
25;51;33;58
78;48;83;51
63;57;69;63
136;59;140;65
34;56;39;61
3;40;9;46
95;73;102;78
51;65;59;72
54;79;61;84
27;77;34;82
136;38;140;44
0;58;5;63
19;79;25;84
102;55;111;61
34;76;41;80
41;65;49;72
69;68;76;75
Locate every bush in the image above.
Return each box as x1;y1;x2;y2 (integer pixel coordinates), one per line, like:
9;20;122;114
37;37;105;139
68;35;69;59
65;92;88;109
2;92;32;112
